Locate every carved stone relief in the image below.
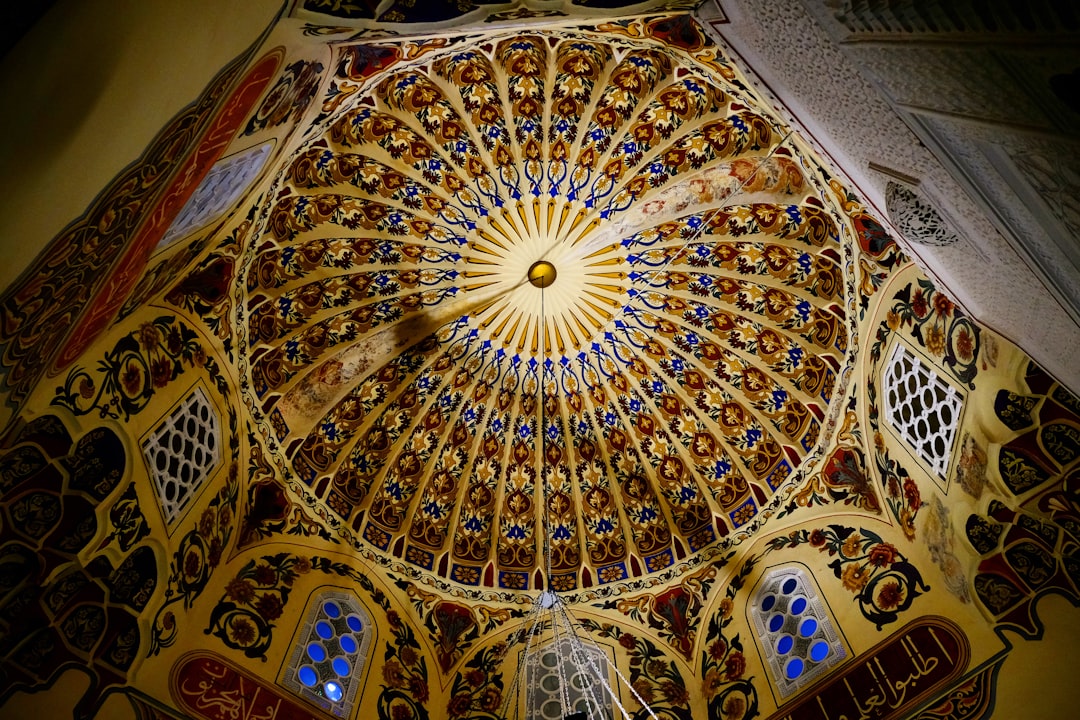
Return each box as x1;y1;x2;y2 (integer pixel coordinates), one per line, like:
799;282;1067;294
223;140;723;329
885;182;960;247
1009;151;1080;243
707;0;1080;393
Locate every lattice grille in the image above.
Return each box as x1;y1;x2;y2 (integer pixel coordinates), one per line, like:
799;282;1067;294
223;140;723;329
158;141;272;249
883;343;963;478
142;386;221;524
526;637;611;720
751;568;845;698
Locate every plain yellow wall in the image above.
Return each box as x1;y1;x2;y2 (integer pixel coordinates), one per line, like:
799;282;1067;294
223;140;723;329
0;0;282;292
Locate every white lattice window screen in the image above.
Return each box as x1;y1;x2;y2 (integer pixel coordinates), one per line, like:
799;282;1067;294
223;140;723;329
157;141;272;249
883;343;963;478
751;568;844;698
142;386;221;524
527;637;612;720
284;590;373;718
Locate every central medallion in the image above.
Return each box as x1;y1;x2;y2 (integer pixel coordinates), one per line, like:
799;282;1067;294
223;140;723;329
462;201;627;359
527;260;558;288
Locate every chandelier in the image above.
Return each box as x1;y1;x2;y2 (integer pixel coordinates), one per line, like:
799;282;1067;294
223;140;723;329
498;260;658;720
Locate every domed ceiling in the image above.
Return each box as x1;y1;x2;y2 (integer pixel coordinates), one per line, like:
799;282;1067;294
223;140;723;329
240;23;855;593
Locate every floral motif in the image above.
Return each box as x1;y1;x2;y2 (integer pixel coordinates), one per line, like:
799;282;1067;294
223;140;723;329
777;405;880;523
700;557;758;720
101;482;150;552
790;444;880;514
875;440;922;540
154;440;239;653
237;431;335;549
53;316;218;421
580;620;695;720
204;552;312;659
768;525;929;629
377;601;430;720
393;577;522;675
872;278;979;389
923;495;972;603
244;59;325;135
165;244;246;356
600;562;719;660
445;643;508;720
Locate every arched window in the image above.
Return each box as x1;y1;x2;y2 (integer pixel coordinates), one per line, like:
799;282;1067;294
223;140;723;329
883;341;963;480
526;635;612;720
157;140;273;250
750;567;844;698
142;384;221;527
283;589;373;717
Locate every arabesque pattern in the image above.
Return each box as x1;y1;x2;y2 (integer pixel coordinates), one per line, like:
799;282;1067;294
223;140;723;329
240;24;854;590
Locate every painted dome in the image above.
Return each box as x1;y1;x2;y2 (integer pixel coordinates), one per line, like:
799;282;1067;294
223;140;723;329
241;25;853;592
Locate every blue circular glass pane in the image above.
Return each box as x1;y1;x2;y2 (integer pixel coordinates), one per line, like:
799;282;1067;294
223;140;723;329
782;578;798;595
315;621;334;640
799;618;818;638
323;601;341;619
810;640;830;662
761;594;776;612
786;658;804;679
324;681;343;702
307;642;327;662
768;613;785;632
298;666;318;687
346;615;363;633
790;597;807;615
332;657;350;677
776;635;794;655
339;634;358;654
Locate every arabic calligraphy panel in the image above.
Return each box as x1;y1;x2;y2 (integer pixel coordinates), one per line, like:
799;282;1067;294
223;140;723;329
172;651;334;720
768;617;969;720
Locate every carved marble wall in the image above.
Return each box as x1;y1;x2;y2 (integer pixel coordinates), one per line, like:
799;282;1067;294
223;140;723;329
706;0;1080;394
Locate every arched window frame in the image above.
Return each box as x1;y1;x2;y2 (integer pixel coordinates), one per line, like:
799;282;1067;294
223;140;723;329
750;566;845;699
156;140;273;250
141;383;222;528
882;340;964;486
282;588;374;717
526;635;613;720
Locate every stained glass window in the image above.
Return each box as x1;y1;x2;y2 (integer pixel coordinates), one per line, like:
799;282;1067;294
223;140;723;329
283;589;373;717
751;567;844;698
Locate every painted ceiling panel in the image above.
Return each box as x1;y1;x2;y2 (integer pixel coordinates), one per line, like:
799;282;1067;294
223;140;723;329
239;18;855;591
